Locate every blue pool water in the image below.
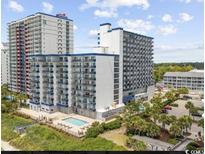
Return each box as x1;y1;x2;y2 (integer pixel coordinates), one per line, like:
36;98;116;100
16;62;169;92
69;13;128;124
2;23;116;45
62;117;88;126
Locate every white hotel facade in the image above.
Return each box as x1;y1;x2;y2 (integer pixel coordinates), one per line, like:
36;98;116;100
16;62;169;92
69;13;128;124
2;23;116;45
95;23;154;103
163;70;204;91
8;13;154;120
1;42;10;85
29;53;123;120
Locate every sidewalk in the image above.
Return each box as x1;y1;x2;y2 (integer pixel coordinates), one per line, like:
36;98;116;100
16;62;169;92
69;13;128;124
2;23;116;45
1;140;19;151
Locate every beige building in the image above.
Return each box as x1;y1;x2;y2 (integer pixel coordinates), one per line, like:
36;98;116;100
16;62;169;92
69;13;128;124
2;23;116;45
8;12;74;94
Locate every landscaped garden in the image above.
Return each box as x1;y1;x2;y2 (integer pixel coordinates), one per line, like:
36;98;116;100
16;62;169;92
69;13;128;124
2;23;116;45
89;88;204;150
1;113;126;151
1;84;203;151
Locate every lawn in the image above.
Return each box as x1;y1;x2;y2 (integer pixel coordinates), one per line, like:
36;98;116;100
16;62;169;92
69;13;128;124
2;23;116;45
1;113;32;141
99;126;129;149
2;113;126;151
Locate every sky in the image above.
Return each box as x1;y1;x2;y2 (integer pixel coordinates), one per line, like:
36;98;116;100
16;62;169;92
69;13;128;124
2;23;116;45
1;0;204;63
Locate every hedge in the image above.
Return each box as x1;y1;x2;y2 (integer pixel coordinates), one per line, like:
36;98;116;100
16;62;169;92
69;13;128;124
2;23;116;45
85;118;122;138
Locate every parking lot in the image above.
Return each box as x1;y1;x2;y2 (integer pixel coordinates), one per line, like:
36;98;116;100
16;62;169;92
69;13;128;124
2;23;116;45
166;99;203;139
167;99;203;120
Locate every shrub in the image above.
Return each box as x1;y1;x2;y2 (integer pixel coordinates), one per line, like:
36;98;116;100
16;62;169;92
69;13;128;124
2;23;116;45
163;100;172;105
85;126;101;138
186;142;200;150
126;138;147;151
104;119;121;131
170;103;178;107
85;119;122;138
167;138;179;145
14;112;31;119
177;87;189;94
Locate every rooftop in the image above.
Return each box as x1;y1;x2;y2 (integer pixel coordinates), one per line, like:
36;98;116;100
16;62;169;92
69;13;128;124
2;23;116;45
164;71;204;78
8;12;73;25
189;69;204;73
29;52;119;57
99;23;154;39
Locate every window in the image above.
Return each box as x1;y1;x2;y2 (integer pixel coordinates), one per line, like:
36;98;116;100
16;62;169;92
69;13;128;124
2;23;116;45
43;20;47;25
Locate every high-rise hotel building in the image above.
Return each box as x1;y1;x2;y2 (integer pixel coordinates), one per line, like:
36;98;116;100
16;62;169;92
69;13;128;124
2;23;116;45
1;42;10;85
29;53;123;119
96;23;154;103
8;12;73;94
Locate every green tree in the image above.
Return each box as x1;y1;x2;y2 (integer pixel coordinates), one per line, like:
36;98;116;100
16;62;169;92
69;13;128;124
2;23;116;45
151;113;159;124
169;123;182;137
165;91;176;102
189;107;198;120
133;140;147;151
169;115;177;124
198;118;204;128
1;84;9;97
177;87;189;94
159;114;171;129
185;101;194;116
126;138;147;151
146;123;160;137
178;116;192;133
123;100;142;118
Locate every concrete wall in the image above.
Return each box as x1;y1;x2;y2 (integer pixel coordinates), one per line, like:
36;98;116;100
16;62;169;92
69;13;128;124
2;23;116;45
42;15;73;54
95;56;114;111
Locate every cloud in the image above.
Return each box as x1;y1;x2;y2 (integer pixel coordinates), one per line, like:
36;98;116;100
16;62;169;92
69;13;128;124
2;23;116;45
80;0;150;10
94;9;118;18
162;14;173;22
42;2;53;13
89;29;99;38
117;18;154;34
74;25;78;31
177;0;191;3
147;15;154;20
176;0;203;3
154;42;204;63
157;25;177;36
80;0;150;18
179;13;193;22
155;42;203;52
8;0;24;12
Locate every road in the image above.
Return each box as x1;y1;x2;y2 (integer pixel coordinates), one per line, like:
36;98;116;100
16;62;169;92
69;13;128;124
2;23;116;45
173;139;192;151
1;140;19;151
132;135;173;151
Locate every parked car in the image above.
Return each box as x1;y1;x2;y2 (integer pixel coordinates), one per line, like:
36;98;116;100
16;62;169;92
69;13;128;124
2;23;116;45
164;105;172;110
191;112;202;117
161;109;168;113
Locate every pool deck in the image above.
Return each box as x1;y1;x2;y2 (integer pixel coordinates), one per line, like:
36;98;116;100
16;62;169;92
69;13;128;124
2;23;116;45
17;108;98;137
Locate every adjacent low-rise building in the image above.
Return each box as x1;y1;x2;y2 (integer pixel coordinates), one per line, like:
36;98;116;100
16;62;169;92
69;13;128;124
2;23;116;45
29;53;124;120
163;71;204;91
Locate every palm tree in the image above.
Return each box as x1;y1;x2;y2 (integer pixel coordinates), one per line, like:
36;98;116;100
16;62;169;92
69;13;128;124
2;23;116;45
190;107;198;120
178;116;192;133
185;101;194;116
146;123;160;137
184;115;193;132
169;123;182;137
169;115;177;124
198;118;204;128
159;114;170;129
1;84;7;97
133;140;147;151
165;91;175;102
150;94;162;105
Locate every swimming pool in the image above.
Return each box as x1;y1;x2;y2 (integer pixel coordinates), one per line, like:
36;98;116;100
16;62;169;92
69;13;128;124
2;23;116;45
62;117;88;126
